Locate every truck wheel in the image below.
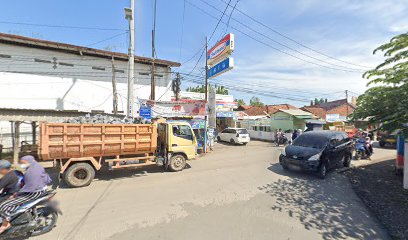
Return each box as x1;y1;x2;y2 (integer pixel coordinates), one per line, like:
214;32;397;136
168;154;186;172
63;163;95;188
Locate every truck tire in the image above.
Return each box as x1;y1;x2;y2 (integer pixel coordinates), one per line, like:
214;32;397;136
168;154;186;172
63;163;95;188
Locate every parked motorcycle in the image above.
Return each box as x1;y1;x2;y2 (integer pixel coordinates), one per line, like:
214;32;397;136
275;135;288;146
0;190;61;239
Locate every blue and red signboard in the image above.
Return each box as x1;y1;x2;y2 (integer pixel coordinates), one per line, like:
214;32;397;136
207;57;234;79
207;33;234;66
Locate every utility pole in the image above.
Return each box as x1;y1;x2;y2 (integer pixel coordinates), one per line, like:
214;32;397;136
151;0;157;100
204;37;208;153
111;56;118;115
345;90;349;118
125;0;135;117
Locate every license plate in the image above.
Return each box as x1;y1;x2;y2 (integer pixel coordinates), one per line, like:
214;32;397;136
241;136;247;138
289;165;301;171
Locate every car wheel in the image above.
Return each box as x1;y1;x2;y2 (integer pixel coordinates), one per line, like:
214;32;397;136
243;142;248;146
317;162;327;179
217;136;221;142
343;154;351;167
379;141;386;147
230;139;235;145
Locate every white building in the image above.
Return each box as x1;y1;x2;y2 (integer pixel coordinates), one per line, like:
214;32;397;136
0;33;180;149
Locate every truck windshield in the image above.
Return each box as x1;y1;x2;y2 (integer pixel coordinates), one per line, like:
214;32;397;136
173;125;194;141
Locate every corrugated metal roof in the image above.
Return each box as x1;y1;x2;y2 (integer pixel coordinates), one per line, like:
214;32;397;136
0;32;180;67
0;108;124;122
279;109;313;117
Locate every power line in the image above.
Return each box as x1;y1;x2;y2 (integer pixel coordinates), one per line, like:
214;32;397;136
197;0;365;72
86;32;128;47
221;0;240;38
186;0;362;73
208;0;232;43
179;0;187;62
0;20;126;31
216;0;371;69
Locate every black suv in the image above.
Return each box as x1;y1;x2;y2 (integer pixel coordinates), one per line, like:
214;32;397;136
279;131;353;179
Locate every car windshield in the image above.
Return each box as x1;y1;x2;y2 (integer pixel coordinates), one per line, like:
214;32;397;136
292;134;328;149
237;129;248;134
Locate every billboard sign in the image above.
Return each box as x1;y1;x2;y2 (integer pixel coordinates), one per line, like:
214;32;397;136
139;99;206;118
139;106;152;120
208;57;234;79
207;33;234;66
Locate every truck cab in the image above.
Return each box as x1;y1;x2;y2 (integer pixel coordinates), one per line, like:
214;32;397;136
157;122;197;171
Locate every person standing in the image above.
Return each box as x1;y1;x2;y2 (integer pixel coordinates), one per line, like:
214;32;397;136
0;155;51;234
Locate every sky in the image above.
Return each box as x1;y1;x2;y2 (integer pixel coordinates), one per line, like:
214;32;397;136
0;0;407;106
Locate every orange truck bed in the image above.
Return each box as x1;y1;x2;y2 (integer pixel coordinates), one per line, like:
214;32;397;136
39;123;158;160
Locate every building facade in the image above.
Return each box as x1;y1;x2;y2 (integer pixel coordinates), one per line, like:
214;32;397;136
0;33;180;148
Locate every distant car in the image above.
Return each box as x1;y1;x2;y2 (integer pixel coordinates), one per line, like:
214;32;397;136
378;129;401;148
217;128;250;145
279;131;353;179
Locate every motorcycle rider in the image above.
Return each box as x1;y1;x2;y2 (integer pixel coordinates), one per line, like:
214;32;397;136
0;155;51;234
0;160;20;202
365;136;373;159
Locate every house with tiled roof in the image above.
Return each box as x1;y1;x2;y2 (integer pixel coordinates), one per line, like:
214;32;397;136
237;104;314;137
301;98;356;122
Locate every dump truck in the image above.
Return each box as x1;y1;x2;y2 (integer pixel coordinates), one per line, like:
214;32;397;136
38;121;197;187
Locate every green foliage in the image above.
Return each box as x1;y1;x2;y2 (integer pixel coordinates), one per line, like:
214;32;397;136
235;99;246;106
311;98;327;105
186;84;229;95
250;96;264;107
353;33;408;132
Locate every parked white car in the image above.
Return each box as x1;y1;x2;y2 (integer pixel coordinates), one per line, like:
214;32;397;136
217;128;250;145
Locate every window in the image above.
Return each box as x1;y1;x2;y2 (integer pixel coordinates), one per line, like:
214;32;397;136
0;54;11;59
59;62;74;67
173;125;194;141
34;58;52;63
139;72;150;76
114;69;125;73
92;66;105;71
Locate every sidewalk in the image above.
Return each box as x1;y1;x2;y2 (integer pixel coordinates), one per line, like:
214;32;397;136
346;149;408;239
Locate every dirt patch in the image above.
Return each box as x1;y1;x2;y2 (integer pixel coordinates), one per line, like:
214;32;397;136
346;159;408;239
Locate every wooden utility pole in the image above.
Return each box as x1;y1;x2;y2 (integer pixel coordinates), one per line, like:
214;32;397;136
150;0;157;100
111;56;118;115
345;90;349;117
12;121;20;164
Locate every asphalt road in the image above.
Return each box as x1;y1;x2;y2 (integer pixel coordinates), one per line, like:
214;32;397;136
36;141;394;240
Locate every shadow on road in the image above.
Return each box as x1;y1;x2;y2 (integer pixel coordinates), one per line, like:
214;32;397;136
260;163;388;240
47;163;192;189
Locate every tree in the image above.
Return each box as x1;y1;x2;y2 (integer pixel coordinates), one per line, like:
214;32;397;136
235;99;246;106
311;98;326;105
352;33;408;132
250;96;264;107
186;85;229;94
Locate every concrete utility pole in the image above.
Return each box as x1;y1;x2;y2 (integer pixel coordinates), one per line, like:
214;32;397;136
125;0;135;117
204;37;208;153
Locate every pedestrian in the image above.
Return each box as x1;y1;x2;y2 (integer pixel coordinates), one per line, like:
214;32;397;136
292;129;298;141
0;155;51;234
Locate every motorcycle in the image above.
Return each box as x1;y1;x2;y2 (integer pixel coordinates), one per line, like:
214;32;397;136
275;134;288;146
354;139;372;160
0;190;61;239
